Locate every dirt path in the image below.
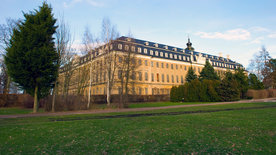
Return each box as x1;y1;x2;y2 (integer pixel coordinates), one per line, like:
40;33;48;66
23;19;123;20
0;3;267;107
1;98;276;119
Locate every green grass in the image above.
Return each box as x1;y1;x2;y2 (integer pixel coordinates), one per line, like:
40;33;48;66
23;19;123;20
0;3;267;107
0;107;34;115
0;102;275;154
128;101;212;108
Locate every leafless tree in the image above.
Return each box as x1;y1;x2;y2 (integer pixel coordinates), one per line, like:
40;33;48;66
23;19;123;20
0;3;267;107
52;16;74;112
248;46;271;81
0;18;20;94
100;17;119;106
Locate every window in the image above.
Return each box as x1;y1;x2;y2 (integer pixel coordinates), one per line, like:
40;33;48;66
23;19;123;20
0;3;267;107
145;72;148;81
166;63;169;68
157;73;159;82
179;55;182;60
183;56;186;61
145;60;148;66
139;72;142;81
160;52;163;57
167;74;169;82
181;76;184;83
162;74;164;82
174;54;177;59
161;63;164;68
151;73;154;82
150;50;153;55
118;44;122;49
170;53;173;58
176;65;178;70
132;72;136;80
138;59;142;65
187;57;190;61
151;61;154;67
156;62;159;68
155;51;159;56
144;48;148;54
145;88;148;95
184;66;187;70
131;46;135;52
171;64;173;69
176;75;179;83
139;87;142;95
125;45;129;51
138;47;142;53
165;53;168;58
172;75;174;83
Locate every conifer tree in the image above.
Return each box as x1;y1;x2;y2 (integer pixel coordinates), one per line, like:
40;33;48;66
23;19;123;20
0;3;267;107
234;68;248;98
218;71;240;101
4;2;58;113
185;67;197;82
199;60;219;80
248;73;264;89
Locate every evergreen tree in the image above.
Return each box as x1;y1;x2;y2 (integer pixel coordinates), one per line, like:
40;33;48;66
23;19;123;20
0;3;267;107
185;67;197;82
248;73;264;89
4;2;58;113
199;60;219;80
218;71;240;101
234;68;249;99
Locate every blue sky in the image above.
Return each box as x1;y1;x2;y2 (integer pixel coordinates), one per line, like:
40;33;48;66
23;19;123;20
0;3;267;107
1;0;276;67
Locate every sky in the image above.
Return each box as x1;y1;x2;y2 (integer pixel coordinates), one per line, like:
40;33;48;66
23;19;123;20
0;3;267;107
1;0;276;68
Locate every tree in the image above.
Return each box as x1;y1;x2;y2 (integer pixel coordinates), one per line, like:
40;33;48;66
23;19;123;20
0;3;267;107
100;17;119;106
5;2;58;113
262;58;276;89
185;67;197;82
52;16;73;112
234;68;249;99
248;73;264;90
199;60;219;80
248;46;271;80
217;71;240;101
0;18;20;94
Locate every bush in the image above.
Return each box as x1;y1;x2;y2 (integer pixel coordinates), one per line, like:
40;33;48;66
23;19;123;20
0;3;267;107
43;95;87;112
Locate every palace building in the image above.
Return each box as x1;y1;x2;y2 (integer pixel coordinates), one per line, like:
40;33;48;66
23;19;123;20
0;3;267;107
58;36;244;96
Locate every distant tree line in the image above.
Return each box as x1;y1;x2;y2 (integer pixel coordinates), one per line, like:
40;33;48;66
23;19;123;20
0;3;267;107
170;60;266;102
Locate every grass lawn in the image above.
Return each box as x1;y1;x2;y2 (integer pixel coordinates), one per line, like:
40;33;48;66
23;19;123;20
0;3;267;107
128;101;212;108
0;107;45;115
0;102;275;154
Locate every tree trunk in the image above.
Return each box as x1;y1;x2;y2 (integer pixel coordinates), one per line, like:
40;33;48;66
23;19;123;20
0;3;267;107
87;62;92;109
51;81;57;112
33;84;39;113
107;80;111;106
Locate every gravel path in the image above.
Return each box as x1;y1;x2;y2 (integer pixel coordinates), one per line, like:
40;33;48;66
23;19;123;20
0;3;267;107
1;98;276;119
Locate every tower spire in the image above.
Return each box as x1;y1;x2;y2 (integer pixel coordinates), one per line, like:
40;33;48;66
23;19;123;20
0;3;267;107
186;35;194;51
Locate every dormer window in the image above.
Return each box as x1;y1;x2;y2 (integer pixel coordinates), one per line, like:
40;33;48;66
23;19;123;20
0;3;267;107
154;43;158;47
131;46;135;52
125;45;129;51
127;38;131;41
183;56;186;61
164;46;168;49
173;48;177;51
145;42;149;46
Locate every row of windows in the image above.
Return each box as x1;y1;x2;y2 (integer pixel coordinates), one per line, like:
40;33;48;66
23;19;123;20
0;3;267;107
118;44;190;61
212;61;235;69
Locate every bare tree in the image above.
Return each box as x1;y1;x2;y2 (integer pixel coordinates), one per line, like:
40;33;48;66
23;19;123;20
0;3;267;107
100;18;119;106
52;16;74;112
82;26;96;109
0;18;20;94
248;46;271;81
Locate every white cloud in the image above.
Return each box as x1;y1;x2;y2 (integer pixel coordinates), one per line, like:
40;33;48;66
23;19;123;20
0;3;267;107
195;28;251;40
249;37;264;44
268;33;276;38
249;26;270;32
63;0;104;8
